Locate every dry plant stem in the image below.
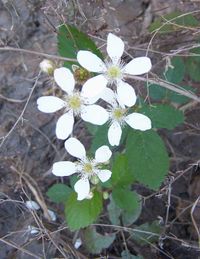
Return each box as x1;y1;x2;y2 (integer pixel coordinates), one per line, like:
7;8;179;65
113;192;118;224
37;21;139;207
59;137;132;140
0;94;26;103
0;46;77;62
0;71;41;148
190;197;200;247
126;74;200;103
11;166;51;221
0;238;41;259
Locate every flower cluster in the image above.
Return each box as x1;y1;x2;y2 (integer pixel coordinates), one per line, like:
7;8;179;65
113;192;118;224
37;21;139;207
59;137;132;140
37;33;152;200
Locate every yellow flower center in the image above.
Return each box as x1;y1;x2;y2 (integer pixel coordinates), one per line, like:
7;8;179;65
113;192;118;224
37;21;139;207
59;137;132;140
113;108;125;120
68;95;81;110
83;163;93;174
107;66;121;79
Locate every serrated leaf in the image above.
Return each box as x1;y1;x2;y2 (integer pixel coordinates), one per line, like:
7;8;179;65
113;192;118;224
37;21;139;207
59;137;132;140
112;188;141;214
149;11;199;33
139;104;184;130
65;191;102;231
107;196;121;225
83;226;115;254
46;183;73;203
131;221;162;244
58;24;103;68
186;47;200;82
125;130;169;190
149;83;195;104
111;154;135;187
164;57;185;84
121;251;143;259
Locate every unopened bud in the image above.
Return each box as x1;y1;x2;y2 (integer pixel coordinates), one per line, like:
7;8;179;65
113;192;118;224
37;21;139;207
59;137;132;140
90;175;99;185
103;191;109;200
39;59;55;75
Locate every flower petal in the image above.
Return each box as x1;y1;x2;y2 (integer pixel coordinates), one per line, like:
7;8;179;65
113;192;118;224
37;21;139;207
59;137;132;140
81;75;108;99
117;81;137;107
108;121;122;146
77;50;106;72
56;112;74;140
54;67;75;94
97;169;112;182
125;113;152;131
124;57;152;75
100;87;117;106
74;178;90;200
95;146;112;163
52;161;76;176
37;96;65;113
107;33;124;64
65;137;86;160
81;105;109;125
25;201;40;210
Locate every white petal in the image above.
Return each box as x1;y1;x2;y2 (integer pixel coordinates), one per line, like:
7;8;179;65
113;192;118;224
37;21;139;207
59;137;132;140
108;122;122;146
54;67;75;94
97;169;112;182
124;57;152;75
48;209;57;221
81;105;109;125
81;75;108;99
25;201;40;211
77;50;106;72
56;112;74;140
95;146;112;163
100;87;117;106
37;96;65;113
65;137;86;160
74;178;90;200
117;81;137;107
125;113;152;131
52;161;76;176
107;33;124;64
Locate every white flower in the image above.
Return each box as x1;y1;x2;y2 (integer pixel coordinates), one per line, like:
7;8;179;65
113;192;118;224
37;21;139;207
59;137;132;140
52;137;112;201
77;33;152;105
37;67;109;140
106;89;152;146
48;209;57;221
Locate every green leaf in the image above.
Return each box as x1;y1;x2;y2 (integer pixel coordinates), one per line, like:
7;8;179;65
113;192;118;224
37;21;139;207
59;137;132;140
46;183;73;203
58;24;103;68
131;221;162;244
139;104;184;130
164;57;185;84
111;154;135;187
149;11;199;33
121;251;143;259
107;196;121;225
65;191;103;231
112;188;141;214
83;226;115;254
149;84;194;104
126;130;169;190
186;47;200;82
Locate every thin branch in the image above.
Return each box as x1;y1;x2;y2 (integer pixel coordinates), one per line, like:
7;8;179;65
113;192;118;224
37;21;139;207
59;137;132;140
0;46;77;62
126;74;200;103
0;71;41;148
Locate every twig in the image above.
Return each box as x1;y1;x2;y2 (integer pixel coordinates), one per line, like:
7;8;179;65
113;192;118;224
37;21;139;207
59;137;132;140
126;74;200;103
191;197;200;247
0;71;41;148
0;46;76;62
0;94;26;103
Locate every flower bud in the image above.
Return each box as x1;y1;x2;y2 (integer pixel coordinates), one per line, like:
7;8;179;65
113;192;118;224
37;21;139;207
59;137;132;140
90;175;100;185
39;59;55;75
103;191;109;200
85;191;94;200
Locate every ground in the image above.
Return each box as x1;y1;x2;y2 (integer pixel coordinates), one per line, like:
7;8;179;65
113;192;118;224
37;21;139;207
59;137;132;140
1;0;200;258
